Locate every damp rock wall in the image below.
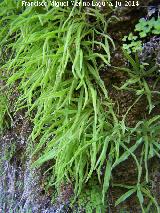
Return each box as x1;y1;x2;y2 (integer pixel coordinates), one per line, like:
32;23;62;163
0;112;60;213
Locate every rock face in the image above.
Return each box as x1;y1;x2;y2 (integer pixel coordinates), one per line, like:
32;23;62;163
0;110;74;212
0;112;58;213
139;36;160;67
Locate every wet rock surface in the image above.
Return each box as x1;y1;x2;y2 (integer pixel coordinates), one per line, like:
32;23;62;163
0;111;63;213
139;36;160;68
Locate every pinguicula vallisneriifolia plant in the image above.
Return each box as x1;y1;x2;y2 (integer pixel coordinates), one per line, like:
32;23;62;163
0;0;116;206
0;0;160;211
113;50;160;207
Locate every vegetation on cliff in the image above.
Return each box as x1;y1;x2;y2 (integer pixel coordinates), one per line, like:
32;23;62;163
0;0;160;212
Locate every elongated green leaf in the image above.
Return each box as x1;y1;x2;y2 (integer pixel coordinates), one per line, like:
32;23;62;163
102;157;112;203
115;188;136;206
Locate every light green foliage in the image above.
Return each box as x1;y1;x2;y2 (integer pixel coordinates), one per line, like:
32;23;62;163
135;17;160;37
123;17;160;53
0;0;160;212
117;50;158;113
0;0;115;204
110;51;160;211
76;180;107;213
114;182;159;213
0;92;8;132
122;33;142;53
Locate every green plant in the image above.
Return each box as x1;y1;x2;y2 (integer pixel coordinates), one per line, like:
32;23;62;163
115;50;159;113
122;17;160;54
76;184;107;213
111;51;160;211
0;0;116;205
0;91;8;132
0;69;12;132
114;182;159;213
122;33;142;53
135;17;160;37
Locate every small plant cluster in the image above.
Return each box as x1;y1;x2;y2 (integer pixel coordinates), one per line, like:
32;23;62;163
0;91;8;132
123;17;160;54
0;0;160;212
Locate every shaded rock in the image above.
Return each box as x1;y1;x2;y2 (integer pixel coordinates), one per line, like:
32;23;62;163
0;111;60;213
